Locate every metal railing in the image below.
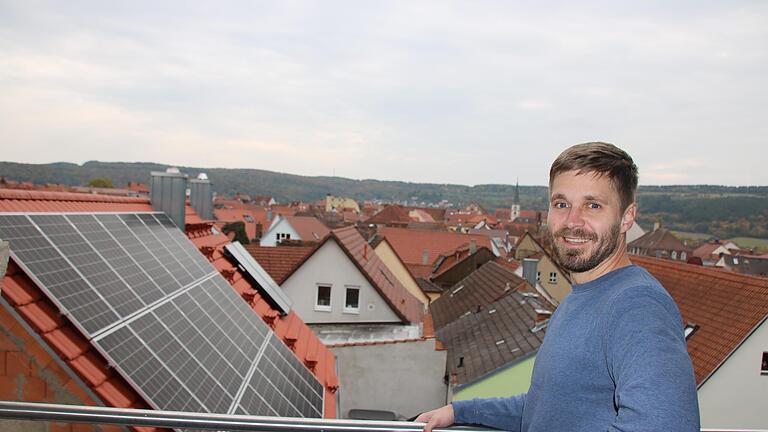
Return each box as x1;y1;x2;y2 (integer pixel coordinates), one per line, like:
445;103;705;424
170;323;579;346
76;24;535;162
0;401;486;432
0;401;765;432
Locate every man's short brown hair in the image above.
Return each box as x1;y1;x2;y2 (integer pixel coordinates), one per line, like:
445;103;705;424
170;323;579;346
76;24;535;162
549;142;638;212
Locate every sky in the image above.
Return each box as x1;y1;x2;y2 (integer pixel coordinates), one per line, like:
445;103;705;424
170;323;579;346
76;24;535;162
1;1;766;186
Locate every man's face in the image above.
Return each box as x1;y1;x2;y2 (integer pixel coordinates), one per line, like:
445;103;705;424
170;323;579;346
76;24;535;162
547;170;629;274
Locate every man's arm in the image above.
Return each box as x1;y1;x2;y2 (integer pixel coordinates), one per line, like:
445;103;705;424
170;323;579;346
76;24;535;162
416;394;527;432
606;289;700;431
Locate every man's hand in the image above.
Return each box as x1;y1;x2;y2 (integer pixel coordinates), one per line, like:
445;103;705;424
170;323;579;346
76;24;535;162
414;404;455;432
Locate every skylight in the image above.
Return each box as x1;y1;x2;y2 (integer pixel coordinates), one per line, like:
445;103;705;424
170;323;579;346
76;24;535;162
684;323;699;340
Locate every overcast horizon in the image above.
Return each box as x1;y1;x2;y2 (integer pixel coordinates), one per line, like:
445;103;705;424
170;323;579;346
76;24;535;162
1;1;766;187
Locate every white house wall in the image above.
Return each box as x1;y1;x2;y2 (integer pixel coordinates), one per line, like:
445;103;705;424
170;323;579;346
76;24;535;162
281;240;402;324
260;217;300;246
697;318;768;430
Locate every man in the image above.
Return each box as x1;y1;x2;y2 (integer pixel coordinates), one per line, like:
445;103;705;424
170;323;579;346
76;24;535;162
416;142;699;431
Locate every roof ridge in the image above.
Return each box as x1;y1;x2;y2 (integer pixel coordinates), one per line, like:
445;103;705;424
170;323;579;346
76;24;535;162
0;188;150;204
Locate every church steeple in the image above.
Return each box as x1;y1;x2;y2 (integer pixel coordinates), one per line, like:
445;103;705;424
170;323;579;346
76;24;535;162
510;179;521;222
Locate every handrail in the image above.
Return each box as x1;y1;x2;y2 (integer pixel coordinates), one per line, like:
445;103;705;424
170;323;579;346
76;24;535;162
0;401;489;432
0;401;765;432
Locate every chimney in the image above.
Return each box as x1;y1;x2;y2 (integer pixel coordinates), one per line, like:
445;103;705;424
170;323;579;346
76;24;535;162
189;173;213;220
422;249;430;265
267;209;273;221
469;239;477;255
150;168;188;229
522;258;539;288
654;219;662;231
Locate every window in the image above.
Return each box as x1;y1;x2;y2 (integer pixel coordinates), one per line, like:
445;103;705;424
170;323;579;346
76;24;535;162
536;271;541;282
344;286;360;313
315;285;331;311
671;251;677;260
549;272;557;284
762;352;768;376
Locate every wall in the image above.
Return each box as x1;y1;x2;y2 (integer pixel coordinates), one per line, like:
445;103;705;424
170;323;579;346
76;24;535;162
515;236;571;303
332;340;447;419
452;355;536;401
698;318;768;430
0;302;117;432
374;242;429;305
282;241;401;324
260;217;300;246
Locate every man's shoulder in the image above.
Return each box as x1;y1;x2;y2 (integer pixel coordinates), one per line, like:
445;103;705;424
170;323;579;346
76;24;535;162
607;265;681;323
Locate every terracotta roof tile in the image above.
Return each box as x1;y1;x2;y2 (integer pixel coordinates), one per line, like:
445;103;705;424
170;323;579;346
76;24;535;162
379;227;495;268
243;244;316;284
282;216;330;241
367;205;412;225
628;228;690;252
630;254;768;385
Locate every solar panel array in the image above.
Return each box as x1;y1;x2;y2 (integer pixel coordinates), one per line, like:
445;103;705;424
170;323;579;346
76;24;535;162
0;213;324;418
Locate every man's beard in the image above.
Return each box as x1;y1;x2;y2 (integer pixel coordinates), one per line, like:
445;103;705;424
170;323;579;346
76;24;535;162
549;221;622;274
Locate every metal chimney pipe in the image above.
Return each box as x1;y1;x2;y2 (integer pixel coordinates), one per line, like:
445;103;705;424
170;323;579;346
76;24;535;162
189;173;213;220
150;168;188;230
522;258;539;288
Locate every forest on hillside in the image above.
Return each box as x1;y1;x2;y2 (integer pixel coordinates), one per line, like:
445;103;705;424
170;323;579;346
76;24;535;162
2;160;767;240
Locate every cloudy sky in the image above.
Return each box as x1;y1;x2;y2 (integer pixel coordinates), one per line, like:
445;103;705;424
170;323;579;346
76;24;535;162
1;1;766;186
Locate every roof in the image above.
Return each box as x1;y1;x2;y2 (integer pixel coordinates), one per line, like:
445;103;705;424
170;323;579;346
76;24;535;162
281;226;424;324
432;245;492;279
378;227;495;268
416;277;444;294
367;205;412;225
214;208;269;240
628;228;690;252
282;216;330;241
629;254;768;386
438;290;548;387
429;261;531;331
243;244;316;284
0;189;339;418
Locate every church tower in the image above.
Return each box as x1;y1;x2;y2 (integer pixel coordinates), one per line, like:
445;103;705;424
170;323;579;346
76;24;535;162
510;179;521;222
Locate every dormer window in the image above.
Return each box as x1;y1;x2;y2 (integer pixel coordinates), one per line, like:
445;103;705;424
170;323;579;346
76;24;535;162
684;323;699;340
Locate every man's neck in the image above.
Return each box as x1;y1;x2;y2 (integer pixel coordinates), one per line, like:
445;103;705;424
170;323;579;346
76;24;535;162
570;241;632;285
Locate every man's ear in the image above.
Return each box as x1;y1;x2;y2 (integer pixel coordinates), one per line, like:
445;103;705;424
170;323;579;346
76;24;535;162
620;203;637;234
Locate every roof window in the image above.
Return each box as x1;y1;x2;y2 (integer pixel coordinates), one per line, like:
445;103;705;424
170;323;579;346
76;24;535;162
684;323;699;340
451;285;464;296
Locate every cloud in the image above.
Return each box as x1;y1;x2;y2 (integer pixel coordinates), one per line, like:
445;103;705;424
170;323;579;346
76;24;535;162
0;1;766;186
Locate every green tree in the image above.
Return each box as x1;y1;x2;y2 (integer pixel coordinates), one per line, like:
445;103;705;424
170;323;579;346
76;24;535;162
88;177;113;188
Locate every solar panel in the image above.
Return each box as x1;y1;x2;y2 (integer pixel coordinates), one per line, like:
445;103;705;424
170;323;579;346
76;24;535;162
223;241;292;315
0;212;324;419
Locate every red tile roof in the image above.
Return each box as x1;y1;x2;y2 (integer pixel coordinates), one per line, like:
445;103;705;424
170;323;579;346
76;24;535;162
243;244;316;284
282;226;424;324
214;208;269;240
630;254;768;385
378;227;495;268
0;189;339;418
282;216;330;241
367;205;412;225
628;228;690;253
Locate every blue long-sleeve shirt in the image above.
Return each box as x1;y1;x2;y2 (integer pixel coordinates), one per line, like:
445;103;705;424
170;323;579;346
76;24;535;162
452;265;700;431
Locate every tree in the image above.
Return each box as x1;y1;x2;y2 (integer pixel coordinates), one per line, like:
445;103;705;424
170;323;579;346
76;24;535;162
88;177;113;188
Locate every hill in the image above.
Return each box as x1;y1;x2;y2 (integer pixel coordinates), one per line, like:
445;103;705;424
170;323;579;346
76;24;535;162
2;160;767;240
